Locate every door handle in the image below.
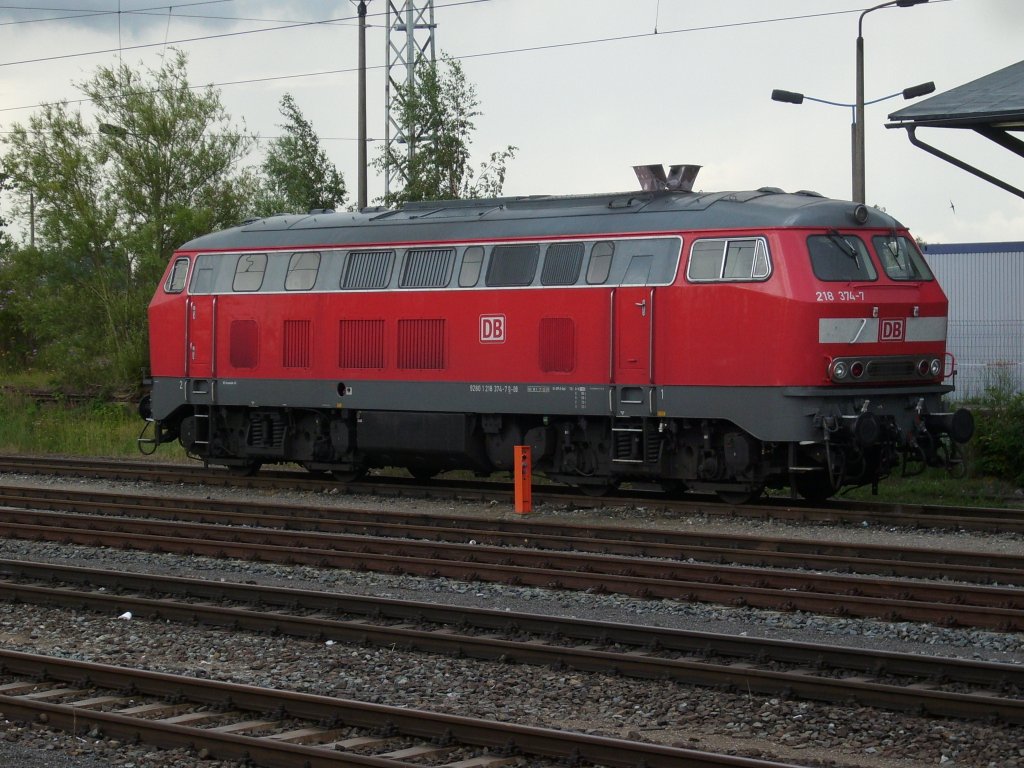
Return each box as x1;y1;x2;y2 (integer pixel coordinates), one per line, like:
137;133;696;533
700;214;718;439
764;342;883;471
635;299;647;317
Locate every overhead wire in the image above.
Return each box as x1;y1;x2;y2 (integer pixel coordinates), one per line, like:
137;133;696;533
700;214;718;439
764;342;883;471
0;3;883;120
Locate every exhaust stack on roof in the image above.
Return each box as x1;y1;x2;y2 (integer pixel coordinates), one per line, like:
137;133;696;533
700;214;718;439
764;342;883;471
633;164;701;192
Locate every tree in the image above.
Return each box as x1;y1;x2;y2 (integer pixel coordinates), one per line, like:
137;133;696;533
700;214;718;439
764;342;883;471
256;94;347;216
375;55;516;206
0;50;257;389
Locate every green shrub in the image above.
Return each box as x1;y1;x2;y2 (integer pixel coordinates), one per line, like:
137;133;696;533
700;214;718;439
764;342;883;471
0;391;182;459
970;388;1024;486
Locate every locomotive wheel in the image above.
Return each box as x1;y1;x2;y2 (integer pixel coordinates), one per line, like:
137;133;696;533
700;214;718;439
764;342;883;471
792;471;837;503
407;465;439;482
577;481;618;497
660;480;689;498
715;485;764;505
331;467;368;483
227;461;262;477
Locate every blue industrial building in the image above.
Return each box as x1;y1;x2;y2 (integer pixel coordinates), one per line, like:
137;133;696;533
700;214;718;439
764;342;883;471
924;241;1024;400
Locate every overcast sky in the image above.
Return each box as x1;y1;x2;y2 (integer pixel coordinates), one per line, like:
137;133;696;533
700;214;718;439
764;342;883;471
1;0;1021;245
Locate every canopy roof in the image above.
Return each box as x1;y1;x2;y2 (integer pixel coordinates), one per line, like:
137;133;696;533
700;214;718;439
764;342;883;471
887;59;1024;198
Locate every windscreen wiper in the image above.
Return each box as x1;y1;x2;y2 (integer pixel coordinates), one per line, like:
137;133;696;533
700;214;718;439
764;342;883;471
827;228;858;260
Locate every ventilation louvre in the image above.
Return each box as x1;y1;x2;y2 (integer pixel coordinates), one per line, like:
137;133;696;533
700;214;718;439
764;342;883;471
339;319;385;369
283;320;311;368
539;317;575;372
229;319;258;368
398;319;445;369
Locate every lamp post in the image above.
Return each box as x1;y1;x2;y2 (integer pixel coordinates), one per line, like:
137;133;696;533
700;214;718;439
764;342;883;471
772;81;934;202
855;0;929;203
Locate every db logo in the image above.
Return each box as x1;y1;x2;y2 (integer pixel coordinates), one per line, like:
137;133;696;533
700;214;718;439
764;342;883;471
480;314;506;343
880;318;905;342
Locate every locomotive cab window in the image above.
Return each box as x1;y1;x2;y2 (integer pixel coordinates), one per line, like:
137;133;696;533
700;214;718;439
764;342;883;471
233;253;268;292
621;255;653;285
459;246;484;287
284;251;321;291
189;255;217;294
808;234;877;281
586;241;614;284
873;235;934;281
687;237;770;282
164;257;190;293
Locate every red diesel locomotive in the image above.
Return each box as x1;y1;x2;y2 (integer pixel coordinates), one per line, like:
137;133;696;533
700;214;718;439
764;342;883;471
139;165;973;501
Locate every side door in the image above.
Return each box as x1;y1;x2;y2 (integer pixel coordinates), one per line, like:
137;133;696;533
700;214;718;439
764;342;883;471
613;284;655;420
185;294;216;380
184;254;221;385
612;286;653;386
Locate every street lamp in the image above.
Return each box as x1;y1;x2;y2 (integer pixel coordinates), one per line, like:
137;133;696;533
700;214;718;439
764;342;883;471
772;81;934;201
855;0;929;203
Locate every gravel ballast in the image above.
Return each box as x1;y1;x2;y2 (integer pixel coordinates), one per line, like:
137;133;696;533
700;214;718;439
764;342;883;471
0;470;1022;768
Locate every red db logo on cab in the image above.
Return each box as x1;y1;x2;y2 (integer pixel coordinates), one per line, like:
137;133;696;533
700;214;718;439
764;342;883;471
480;314;506;343
880;318;905;341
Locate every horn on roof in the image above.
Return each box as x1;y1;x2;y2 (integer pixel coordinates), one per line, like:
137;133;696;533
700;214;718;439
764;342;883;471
633;164;701;192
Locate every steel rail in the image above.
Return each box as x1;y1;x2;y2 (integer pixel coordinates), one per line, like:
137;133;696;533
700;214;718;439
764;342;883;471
0;649;802;768
2;484;1022;585
2;559;1023;724
1;454;1022;532
0;508;1022;630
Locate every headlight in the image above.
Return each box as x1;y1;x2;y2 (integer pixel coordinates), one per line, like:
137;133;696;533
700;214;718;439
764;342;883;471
831;361;848;380
929;358;942;377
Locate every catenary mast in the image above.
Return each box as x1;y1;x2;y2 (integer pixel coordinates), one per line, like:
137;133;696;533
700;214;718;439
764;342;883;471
383;0;436;199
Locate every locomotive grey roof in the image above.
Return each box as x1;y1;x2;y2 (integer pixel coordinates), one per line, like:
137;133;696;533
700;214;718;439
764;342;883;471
180;188;903;252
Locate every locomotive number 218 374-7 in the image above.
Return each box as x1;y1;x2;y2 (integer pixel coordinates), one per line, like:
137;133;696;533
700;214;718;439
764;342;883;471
816;290;865;302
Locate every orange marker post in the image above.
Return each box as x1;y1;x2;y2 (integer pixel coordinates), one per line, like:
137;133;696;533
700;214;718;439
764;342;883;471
514;445;533;515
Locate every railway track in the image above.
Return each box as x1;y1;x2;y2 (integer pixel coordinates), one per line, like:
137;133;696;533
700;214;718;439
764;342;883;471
1;453;1022;532
2;483;1022;585
0;484;1022;630
2;558;1022;725
0;648;790;768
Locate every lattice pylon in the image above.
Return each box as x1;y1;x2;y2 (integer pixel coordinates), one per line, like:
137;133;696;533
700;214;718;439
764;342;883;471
383;0;436;199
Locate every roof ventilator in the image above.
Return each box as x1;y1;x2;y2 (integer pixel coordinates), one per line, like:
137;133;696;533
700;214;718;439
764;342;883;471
633;164;701;192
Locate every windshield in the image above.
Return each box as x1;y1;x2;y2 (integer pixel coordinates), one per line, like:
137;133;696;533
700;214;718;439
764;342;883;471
807;234;877;281
872;235;934;281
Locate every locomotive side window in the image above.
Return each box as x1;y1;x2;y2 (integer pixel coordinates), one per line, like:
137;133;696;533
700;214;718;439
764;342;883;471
401;248;456;288
486;244;540;286
459;246;484;287
541;242;584;285
687;238;770;282
342;250;395;289
873;235;934;281
808;234;877;281
189;255;217;294
233;253;268;292
621;255;653;285
586;241;614;284
284;251;321;291
164;257;190;293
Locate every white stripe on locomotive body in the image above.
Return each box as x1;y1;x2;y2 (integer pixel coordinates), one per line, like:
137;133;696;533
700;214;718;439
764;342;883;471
818;316;947;344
